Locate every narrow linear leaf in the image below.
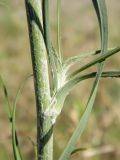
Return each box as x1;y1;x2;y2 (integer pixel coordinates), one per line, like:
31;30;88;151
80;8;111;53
59;70;120;102
71;147;87;155
42;0;56;91
11;74;32;160
58;75;100;160
92;0;101;33
64;50;101;72
63;47;116;72
84;71;120;79
52;47;63;72
0;76;23;160
59;0;108;159
50;70;120;120
0;76;11;118
57;0;62;62
42;0;60;92
68;47;120;79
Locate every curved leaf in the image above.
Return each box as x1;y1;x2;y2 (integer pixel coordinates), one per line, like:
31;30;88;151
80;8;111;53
42;0;61;92
0;76;11;118
59;0;108;159
68;47;120;79
0;76;23;160
11;74;32;160
63;47;116;72
71;147;87;155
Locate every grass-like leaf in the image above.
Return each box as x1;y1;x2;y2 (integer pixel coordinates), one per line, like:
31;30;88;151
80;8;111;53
57;0;62;62
63;47;116;72
59;0;108;159
50;70;120;122
59;70;120;100
42;0;57;91
0;76;11;118
68;47;120;79
71;147;87;155
64;50;101;72
42;0;62;92
11;74;32;160
0;76;23;160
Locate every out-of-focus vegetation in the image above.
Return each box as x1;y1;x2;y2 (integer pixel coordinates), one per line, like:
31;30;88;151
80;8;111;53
0;0;120;160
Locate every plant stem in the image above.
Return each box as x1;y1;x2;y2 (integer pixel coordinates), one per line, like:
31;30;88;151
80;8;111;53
57;0;62;62
42;0;58;92
25;0;53;160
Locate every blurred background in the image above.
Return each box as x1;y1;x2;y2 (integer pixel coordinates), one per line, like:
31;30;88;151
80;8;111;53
0;0;120;159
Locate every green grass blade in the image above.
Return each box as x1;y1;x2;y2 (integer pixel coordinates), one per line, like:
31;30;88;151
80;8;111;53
92;0;108;43
42;0;60;92
58;77;100;160
11;74;32;160
42;0;65;93
71;148;87;155
57;70;120;101
52;47;63;71
64;0;108;75
63;47;116;72
68;47;120;79
68;0;109;79
50;70;120;122
92;0;101;33
59;0;108;159
0;76;12;118
64;50;101;72
57;0;62;62
0;75;23;160
83;71;120;79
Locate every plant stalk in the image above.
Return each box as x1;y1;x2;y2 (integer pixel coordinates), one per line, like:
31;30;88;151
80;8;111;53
25;0;53;160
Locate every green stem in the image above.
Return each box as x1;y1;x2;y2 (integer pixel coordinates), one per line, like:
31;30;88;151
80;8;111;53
57;0;62;62
25;1;53;160
42;0;58;92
